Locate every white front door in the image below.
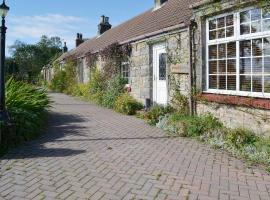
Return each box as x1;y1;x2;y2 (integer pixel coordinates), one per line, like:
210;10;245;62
153;44;168;105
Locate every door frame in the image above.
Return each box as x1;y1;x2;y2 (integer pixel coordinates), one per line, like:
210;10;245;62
152;43;168;105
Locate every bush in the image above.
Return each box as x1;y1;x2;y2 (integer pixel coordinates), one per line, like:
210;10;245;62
171;92;189;115
225;128;258;148
166;113;222;137
102;75;127;108
114;93;143;115
88;69;106;95
3;78;50;149
50;70;67;92
71;84;89;98
144;105;174;125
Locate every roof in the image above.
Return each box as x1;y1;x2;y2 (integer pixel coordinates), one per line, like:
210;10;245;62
59;0;199;61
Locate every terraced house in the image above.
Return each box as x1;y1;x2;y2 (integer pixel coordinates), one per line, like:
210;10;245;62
44;0;270;135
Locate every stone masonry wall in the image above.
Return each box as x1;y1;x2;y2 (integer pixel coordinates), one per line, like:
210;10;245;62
192;0;270;135
129;30;191;104
197;102;270;136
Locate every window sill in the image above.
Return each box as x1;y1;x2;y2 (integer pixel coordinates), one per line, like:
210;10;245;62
197;93;270;110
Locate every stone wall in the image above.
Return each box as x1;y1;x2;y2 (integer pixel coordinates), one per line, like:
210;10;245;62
192;0;270;135
129;41;151;103
129;30;191;104
197;102;270;136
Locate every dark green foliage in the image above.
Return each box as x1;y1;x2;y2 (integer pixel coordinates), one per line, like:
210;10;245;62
8;36;62;83
1;78;50;154
114;93;143;115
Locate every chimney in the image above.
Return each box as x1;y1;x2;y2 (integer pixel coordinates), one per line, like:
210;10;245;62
154;0;168;8
98;15;112;35
63;42;68;53
76;33;84;47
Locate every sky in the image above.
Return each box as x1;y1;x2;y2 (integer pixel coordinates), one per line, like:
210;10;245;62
6;0;153;54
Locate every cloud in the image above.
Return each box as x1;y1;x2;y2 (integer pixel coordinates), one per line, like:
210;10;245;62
7;14;96;50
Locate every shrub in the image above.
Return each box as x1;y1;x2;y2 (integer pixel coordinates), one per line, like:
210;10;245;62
114;93;143;115
144;105;174;125
225;128;258;148
3;78;50;149
88;69;106;95
50;70;67;92
168;113;222;137
71;84;89;98
171;92;189;115
102;75;127;108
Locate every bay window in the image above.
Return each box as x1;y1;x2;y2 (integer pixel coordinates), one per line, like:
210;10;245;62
206;8;270;98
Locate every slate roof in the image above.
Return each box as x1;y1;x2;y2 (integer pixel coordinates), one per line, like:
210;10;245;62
59;0;199;61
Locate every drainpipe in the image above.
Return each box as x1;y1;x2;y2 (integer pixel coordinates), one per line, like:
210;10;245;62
188;19;197;116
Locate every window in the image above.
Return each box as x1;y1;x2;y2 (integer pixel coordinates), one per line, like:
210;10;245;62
206;8;270;98
159;53;167;80
121;62;130;82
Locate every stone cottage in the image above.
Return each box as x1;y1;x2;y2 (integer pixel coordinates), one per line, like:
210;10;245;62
45;0;270;135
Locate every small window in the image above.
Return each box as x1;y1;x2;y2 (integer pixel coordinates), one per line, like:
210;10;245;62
121;62;130;82
159;53;167;80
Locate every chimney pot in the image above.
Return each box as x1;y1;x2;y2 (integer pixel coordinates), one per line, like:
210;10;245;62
63;42;68;53
98;15;112;35
76;33;84;47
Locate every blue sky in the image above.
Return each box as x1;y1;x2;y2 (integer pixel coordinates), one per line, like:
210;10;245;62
6;0;153;52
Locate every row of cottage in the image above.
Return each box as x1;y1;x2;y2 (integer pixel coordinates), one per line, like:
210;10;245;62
43;0;270;135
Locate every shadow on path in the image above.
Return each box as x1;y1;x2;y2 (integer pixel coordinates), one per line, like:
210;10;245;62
1;112;88;160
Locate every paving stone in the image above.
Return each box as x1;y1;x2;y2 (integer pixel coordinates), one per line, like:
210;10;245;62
0;93;270;200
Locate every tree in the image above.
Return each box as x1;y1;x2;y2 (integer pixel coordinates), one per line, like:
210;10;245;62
7;35;62;83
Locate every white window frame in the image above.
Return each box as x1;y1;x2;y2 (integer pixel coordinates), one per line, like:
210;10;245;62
205;7;270;98
121;61;130;82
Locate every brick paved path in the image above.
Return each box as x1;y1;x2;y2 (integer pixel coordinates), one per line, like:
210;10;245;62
1;93;270;200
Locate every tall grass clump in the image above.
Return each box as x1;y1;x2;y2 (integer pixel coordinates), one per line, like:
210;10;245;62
1;78;50;152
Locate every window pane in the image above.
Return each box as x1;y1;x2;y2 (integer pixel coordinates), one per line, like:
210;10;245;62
240;40;251;57
209;61;217;74
218;60;226;74
209;45;217;59
159;53;167;80
251;9;261;21
209;75;217;89
265;76;270;93
240;24;250;35
218;76;226;90
209;30;216;40
227;42;236;58
228;76;236;90
227;59;236;74
240;75;251;91
263;8;270;19
252;57;263;74
251;21;261;33
264;37;270;56
226;26;234;37
226;15;234;26
264;57;270;74
252;39;263;56
217;28;225;39
252;76;263;92
217;17;225;28
209;19;217;30
218;44;226;59
240;10;250;23
263;19;270;31
240;58;251;74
